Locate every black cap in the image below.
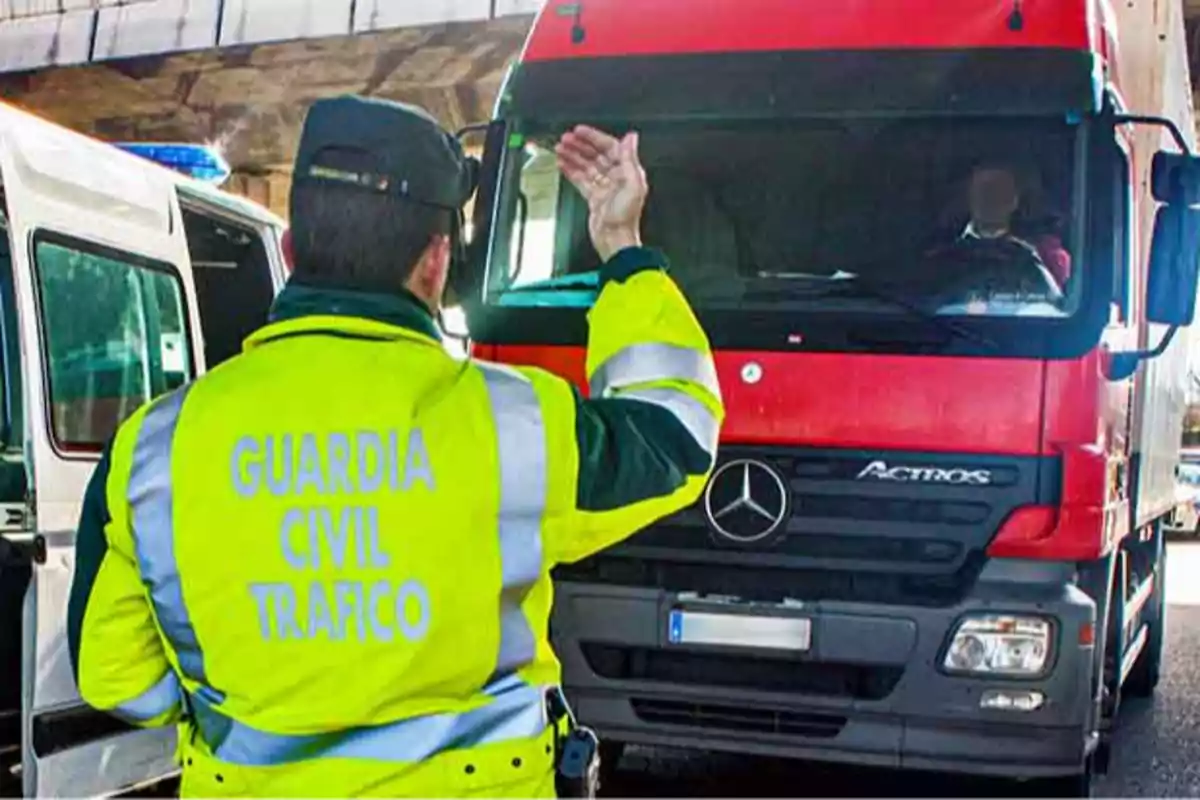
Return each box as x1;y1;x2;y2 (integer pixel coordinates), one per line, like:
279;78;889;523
291;95;477;210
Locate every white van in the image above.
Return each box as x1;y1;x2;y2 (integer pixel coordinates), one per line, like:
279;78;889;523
0;101;286;797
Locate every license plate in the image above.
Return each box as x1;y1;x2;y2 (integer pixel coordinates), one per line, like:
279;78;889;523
667;609;812;652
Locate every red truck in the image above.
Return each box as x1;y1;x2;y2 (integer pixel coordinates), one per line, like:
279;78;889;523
453;0;1200;793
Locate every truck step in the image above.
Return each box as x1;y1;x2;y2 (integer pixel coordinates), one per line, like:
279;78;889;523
1120;622;1149;686
1124;574;1155;628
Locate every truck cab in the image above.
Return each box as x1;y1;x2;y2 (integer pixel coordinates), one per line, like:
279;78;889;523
0;101;285;797
456;0;1200;793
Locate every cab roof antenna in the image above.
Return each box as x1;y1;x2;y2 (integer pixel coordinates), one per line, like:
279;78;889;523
1008;0;1025;31
555;1;586;45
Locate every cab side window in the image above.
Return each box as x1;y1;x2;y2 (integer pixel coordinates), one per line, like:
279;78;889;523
1108;142;1133;323
34;234;191;451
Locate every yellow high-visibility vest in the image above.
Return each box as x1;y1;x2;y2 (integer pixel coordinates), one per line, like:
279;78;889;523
69;248;723;797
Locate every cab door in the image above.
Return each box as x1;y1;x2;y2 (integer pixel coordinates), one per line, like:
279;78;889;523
0;104;201;798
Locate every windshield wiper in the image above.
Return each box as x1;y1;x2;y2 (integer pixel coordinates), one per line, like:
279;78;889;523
501;271;600;293
748;273;997;350
842;274;998;349
500;269;995;349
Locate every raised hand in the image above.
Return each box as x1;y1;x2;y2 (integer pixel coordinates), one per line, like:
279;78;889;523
554;125;648;262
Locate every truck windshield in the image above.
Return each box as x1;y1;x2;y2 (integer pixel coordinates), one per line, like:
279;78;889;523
486;117;1082;321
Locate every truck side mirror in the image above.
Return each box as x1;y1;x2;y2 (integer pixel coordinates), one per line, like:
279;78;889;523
1146;148;1200;326
1152;151;1200;205
1146;203;1200;326
449;120;508;316
1108;201;1200;381
1107;119;1200;381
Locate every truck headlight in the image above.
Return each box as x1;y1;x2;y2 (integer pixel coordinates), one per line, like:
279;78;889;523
943;615;1053;677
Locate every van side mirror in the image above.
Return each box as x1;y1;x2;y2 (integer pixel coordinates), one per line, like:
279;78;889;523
1146;203;1200;326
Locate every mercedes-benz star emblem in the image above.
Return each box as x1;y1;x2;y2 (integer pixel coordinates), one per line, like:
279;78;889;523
703;459;789;544
741;362;763;384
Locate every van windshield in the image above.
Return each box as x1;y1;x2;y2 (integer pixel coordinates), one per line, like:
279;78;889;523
486;117;1082;321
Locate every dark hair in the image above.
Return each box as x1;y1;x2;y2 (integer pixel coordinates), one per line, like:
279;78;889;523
289;183;452;293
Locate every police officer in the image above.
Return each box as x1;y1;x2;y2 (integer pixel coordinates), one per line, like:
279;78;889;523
66;95;723;797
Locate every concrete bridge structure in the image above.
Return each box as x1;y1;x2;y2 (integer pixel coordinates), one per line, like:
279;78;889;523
0;0;538;215
2;0;1200;217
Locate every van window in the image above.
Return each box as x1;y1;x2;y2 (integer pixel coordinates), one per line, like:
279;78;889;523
33;234;191;451
181;206;275;368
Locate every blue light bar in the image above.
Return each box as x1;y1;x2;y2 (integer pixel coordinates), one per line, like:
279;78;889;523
114;142;232;185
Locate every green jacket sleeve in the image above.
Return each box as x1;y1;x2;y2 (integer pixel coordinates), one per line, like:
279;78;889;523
67;435;183;728
546;246;724;564
67;442;112;684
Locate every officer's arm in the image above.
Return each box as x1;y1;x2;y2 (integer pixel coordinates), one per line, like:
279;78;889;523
67;435;182;728
546;246;724;564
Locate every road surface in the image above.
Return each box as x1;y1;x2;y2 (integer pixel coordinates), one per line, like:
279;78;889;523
600;540;1200;797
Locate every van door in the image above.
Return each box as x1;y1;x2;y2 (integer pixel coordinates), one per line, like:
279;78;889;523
0;105;199;798
0;206;32;796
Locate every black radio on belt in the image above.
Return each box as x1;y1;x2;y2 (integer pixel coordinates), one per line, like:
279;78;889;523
556;727;600;799
547;688;601;799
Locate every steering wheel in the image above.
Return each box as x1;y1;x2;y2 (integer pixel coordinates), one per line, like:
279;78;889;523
922;237;1063;305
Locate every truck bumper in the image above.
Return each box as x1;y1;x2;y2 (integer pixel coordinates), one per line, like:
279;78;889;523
551;560;1097;779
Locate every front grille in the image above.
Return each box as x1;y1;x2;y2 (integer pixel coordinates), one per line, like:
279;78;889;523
792;493;991;526
582;643;902;700
556;447;1057;607
631;698;847;738
633;521;965;566
555;550;987;607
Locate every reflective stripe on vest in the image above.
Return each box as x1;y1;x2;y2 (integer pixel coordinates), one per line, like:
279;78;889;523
615;386;720;458
477;363;546;680
111;670;183;724
191;673;547;766
589;343;721;400
128;385;218;692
